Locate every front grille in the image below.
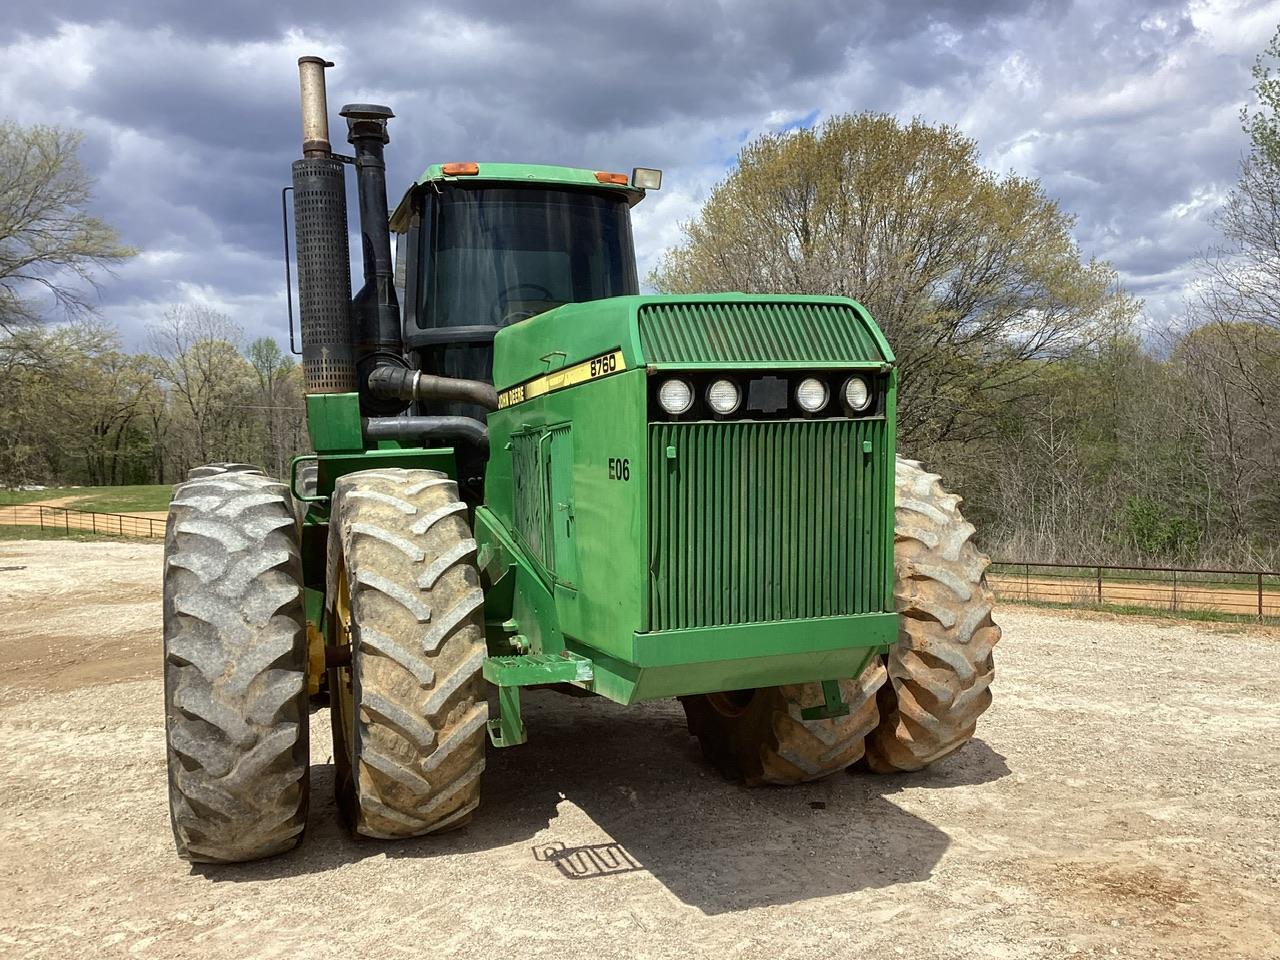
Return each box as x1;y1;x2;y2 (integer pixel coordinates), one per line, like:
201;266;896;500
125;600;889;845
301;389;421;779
647;419;891;631
638;300;887;365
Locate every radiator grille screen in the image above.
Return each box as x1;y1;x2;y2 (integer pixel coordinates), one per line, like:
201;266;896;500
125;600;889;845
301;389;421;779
647;419;890;631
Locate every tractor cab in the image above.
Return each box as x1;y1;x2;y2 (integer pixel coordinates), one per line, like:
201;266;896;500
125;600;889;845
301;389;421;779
390;163;659;392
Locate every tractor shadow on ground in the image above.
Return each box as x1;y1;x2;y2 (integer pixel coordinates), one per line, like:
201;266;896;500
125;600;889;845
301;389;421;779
196;691;1009;915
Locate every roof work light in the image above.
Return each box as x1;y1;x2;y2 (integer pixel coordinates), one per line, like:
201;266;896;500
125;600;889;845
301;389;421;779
631;167;662;190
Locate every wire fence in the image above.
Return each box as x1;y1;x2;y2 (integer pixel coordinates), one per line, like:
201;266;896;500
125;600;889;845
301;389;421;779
2;506;1276;621
988;560;1280;620
1;504;166;539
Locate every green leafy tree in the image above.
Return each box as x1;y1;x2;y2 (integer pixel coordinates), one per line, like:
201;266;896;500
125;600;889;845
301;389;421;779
246;336;306;477
652;113;1133;445
1243;26;1280;171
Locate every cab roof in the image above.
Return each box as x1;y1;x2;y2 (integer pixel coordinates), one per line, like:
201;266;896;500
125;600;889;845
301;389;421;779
391;162;645;232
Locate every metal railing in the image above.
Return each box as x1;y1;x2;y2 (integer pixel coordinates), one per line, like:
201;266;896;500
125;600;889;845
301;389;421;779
989;559;1280;620
1;504;166;539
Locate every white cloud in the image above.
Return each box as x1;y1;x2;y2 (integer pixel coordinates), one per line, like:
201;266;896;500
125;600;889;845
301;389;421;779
0;0;1275;345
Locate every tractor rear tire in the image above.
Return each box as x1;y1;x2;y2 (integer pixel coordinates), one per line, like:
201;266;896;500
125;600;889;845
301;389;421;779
163;470;309;862
186;462;265;481
680;658;885;785
326;469;487;839
863;457;1000;773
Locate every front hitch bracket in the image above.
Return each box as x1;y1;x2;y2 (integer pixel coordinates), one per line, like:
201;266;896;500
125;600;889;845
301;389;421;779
800;678;850;721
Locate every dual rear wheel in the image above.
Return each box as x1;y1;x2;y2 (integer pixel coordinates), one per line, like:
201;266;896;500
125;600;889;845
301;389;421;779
163;466;487;863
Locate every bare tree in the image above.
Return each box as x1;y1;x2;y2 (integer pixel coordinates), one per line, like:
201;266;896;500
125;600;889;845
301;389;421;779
0;123;133;333
149;305;256;468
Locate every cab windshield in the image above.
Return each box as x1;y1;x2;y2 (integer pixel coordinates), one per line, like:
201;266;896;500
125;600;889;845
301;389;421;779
418;185;638;331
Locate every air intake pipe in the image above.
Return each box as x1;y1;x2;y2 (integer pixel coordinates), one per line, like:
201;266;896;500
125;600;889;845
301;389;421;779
366;365;498;411
341;102;408;408
291;57;357;394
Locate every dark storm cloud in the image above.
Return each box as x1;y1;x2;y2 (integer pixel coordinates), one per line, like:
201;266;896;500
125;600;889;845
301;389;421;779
0;0;1273;346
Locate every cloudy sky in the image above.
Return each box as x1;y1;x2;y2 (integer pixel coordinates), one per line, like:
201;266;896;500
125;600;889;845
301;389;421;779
2;0;1276;349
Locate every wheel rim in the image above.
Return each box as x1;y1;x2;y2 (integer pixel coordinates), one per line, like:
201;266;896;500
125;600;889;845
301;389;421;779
707;688;756;718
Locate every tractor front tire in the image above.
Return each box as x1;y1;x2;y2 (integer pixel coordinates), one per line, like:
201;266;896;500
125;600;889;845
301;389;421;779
162;470;309;862
864;457;1000;772
327;469;488;839
680;658;885;785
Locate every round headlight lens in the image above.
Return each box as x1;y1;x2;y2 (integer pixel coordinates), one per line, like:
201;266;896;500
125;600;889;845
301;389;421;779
796;377;828;413
657;378;694;415
844;376;871;411
706;379;741;415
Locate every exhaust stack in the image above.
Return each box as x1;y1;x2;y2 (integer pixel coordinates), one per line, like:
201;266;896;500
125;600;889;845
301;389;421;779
291;56;357;394
341;103;404;382
298;56;334;158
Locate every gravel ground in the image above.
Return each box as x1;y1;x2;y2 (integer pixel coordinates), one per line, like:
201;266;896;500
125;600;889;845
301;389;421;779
0;540;1277;960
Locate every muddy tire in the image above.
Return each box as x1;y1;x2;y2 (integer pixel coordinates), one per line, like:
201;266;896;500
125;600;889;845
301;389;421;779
680;658;885;785
162;471;309;863
327;469;487;839
864;457;1000;773
186;462;265;481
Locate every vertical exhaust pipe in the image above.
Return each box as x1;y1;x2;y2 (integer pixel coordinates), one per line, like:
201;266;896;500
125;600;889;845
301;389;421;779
342;103;405;400
291;57;357;394
298;56;334;158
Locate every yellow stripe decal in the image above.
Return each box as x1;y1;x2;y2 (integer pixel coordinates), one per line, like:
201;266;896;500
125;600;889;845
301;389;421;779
497;349;626;409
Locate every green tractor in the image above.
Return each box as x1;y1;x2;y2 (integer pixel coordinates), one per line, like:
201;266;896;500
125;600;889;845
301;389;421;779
161;57;1000;862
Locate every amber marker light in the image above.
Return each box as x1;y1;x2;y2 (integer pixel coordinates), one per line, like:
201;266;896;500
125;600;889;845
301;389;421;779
442;162;480;175
594;171;629;185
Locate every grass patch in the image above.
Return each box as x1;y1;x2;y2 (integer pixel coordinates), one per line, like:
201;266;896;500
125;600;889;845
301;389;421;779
1004;596;1279;627
0;525;155;543
71;485;171;514
0;484;170;513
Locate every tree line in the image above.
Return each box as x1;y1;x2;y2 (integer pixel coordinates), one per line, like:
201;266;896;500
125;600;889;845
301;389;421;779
0;305;307;487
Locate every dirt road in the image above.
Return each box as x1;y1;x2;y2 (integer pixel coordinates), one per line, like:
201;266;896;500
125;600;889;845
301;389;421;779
1;540;1277;959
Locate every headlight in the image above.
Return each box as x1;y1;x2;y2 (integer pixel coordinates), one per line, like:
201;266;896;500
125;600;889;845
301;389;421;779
706;379;740;415
657;378;693;415
844;376;871;411
796;377;828;413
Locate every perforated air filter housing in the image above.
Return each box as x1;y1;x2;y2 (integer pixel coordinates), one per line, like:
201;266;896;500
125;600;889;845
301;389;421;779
291;157;357;393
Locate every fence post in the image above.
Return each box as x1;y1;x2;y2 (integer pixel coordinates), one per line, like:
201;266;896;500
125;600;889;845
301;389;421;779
64;509;69;533
92;512;97;533
1025;562;1030;600
39;507;44;532
1260;573;1265;620
150;518;156;538
1096;565;1102;603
